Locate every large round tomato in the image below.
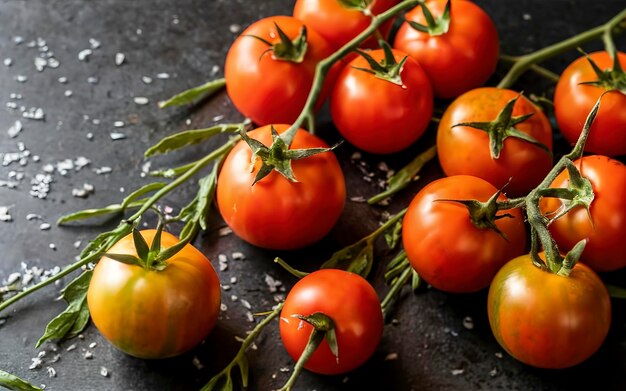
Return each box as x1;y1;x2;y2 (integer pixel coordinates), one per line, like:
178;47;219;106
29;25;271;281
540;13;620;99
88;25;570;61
217;124;345;250
293;0;398;51
540;155;626;271
330;48;433;154
279;269;383;375
437;87;553;196
224;16;334;126
394;0;499;98
87;230;221;359
488;253;611;368
402;175;526;293
554;51;626;156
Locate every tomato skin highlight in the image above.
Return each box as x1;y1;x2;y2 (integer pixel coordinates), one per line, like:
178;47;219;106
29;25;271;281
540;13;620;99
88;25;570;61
437;87;553;197
293;0;398;51
540;155;626;271
224;16;334;126
279;269;383;375
488;254;611;369
394;0;499;99
87;230;221;359
402;175;526;293
217;124;346;250
330;49;433;154
554;51;626;157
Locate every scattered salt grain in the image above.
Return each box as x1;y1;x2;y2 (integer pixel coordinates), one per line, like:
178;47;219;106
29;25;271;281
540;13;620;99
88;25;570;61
94;166;112;175
89;342;97;349
451;369;464;376
100;367;108;377
192;357;204;370
133;97;149;105
34;57;47;71
0;207;12;222
49;243;56;250
64;90;73;97
523;13;532;20
74;241;82;248
229;277;237;284
141;76;152;84
89;38;101;49
78;49;93;61
462;316;474;330
229;24;242;34
110;132;126;140
58;76;68;84
385;353;399;361
489;368;498;377
113;121;124;128
3;58;12;66
246;311;254;322
87;76;99;84
218;226;232;237
241;299;252;310
13;36;24;45
39;223;51;230
29;357;43;370
156;72;170;79
7;120;22;138
47;367;56;378
220;303;227;312
115;53;125;66
349;196;366;203
495;352;503;359
231;252;245;261
264;274;282;293
83;351;93;359
15;75;28;83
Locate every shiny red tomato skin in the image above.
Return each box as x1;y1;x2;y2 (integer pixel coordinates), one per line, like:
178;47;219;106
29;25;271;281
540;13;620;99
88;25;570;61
87;230;221;359
279;269;383;375
330;48;433;154
224;16;334;126
540;155;626;271
437;87;553;197
402;175;526;293
554;51;626;156
394;0;499;99
293;0;399;51
488;254;611;368
217;124;346;250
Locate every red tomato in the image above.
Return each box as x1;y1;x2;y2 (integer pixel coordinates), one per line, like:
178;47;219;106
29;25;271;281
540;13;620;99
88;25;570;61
330;48;433;154
540;155;626;271
293;0;399;51
217;124;346;250
437;87;553;196
394;0;499;98
402;175;526;293
488;253;611;368
87;230;221;359
224;16;334;126
279;269;383;374
554;51;626;156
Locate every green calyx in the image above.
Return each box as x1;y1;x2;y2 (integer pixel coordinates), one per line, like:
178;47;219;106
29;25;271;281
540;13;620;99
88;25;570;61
436;186;515;241
579;49;626;95
239;126;339;185
453;93;551;160
337;0;373;12
407;0;451;36
540;158;595;224
354;40;408;85
292;312;339;359
105;221;182;271
247;23;308;63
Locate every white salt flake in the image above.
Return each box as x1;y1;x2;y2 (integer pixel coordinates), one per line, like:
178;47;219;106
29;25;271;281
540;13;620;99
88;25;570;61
134;97;149;105
87;76;99;84
156;72;170;79
451;369;464;376
462;316;474;330
220;303;227;311
110;132;126;140
39;223;51;230
29;357;43;370
83;351;93;359
4;58;13;66
141;76;152;84
78;49;93;61
89;342;97;349
89;38;101;49
384;353;399;361
218;227;232;237
49;243;56;250
64;90;73;97
47;58;60;68
229;24;242;33
34;57;47;71
192;356;204;370
241;299;252;310
66;344;76;352
231;252;245;261
113;121;124;128
0;206;12;222
246;311;254;322
47;367;56;378
100;367;108;377
94;166;112;175
264;274;282;293
7;120;23;138
58;76;68;84
15;75;28;83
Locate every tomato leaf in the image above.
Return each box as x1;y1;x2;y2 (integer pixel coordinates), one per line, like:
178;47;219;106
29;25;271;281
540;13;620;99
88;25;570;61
132;228;150;261
606;284;626;299
325;327;339;361
0;370;43;391
411;270;422;291
158;78;226;109
36;270;92;347
144;123;242;158
57;199;147;225
104;253;143;267
196;163;220;231
237;354;250;388
320;240;374;278
337;0;372;11
368;145;437;204
384;219;403;249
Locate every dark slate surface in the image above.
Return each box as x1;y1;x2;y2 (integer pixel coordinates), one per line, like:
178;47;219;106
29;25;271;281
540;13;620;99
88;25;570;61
1;1;625;390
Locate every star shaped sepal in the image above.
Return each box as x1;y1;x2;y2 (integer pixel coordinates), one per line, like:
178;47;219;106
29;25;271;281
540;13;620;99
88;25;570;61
453;93;551;160
578;48;626;95
238;126;341;185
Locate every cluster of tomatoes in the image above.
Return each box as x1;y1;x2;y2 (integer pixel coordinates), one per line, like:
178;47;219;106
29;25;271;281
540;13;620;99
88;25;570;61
86;0;626;384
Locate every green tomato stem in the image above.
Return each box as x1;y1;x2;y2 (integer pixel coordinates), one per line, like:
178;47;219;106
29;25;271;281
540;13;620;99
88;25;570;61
497;8;626;89
276;328;326;391
366;208;408;243
381;264;412;320
200;302;284;391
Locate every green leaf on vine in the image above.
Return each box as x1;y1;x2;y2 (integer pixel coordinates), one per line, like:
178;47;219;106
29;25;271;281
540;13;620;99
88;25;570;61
158;78;226;109
320;240;374;278
36;270;93;347
145;123;242;158
384;219;403;249
0;370;43;391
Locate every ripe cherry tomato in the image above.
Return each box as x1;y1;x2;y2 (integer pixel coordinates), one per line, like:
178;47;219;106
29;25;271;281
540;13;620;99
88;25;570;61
488;253;611;368
279;269;383;375
87;230;221;359
217;124;346;250
330;48;433;154
224;16;334;126
394;0;499;98
293;0;398;51
402;175;526;293
554;51;626;156
437;87;553;196
540;155;626;271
